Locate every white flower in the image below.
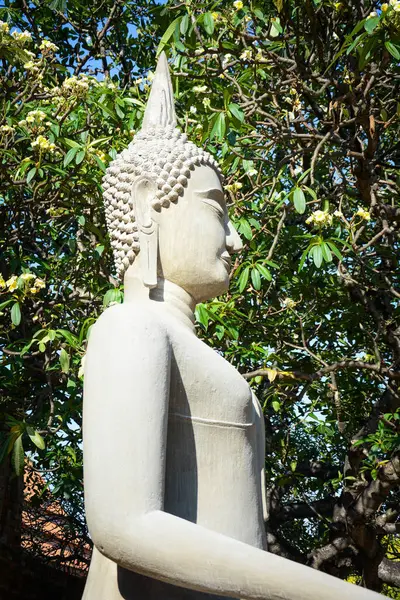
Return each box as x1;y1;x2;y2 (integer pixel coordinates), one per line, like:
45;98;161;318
233;0;244;9
306;210;333;228
20;273;35;281
240;48;252;61
39;39;58;53
26;110;47;123
189;105;197;114
34;278;46;289
367;11;378;19
6;275;18;291
222;53;233;68
355;207;371;221
334;210;343;218
293;165;302;176
282;298;296;309
32;135;56;152
24;60;40;72
11;30;32;43
225;182;243;192
0;21;9;34
0;124;14;133
62;75;90;96
193;85;208;93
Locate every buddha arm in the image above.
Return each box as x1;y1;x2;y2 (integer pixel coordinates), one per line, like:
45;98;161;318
83;305;382;600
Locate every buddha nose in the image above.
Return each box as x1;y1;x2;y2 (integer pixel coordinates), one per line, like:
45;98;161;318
226;220;243;254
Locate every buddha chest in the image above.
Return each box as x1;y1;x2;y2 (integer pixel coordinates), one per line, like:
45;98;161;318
164;323;266;551
168;326;254;425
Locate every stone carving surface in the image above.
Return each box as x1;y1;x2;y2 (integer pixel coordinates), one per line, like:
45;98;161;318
82;53;386;600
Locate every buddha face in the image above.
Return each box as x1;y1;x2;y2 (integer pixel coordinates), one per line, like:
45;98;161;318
154;164;243;303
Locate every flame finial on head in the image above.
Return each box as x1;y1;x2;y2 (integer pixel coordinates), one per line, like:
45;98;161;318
142;51;177;131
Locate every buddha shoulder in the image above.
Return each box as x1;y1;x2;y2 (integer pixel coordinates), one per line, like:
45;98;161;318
90;302;169;347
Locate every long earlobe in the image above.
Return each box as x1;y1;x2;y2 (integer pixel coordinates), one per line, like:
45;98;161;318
131;177;159;289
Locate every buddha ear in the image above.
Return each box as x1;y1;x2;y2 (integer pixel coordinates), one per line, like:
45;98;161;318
131;176;158;289
131;176;156;228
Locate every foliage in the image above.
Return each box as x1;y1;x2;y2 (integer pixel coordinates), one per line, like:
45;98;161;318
157;0;400;593
0;0;158;566
1;0;400;595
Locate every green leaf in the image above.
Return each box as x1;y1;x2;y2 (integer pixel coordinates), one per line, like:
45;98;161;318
180;14;189;35
272;401;281;412
98;103;117;120
195;303;209;329
238;266;250;293
385;41;400;60
251;268;261;290
12;435;24;476
0;299;13;311
62;138;81;148
59;348;70;374
346;33;366;55
26;167;36;184
11;303;21;326
64;146;79;167
298;246;309;271
157;17;182;56
238;218;252;240
270;18;283;37
210;113;226;141
93;154;106;172
228;103;244;123
256;264;272;281
293;187;306;214
103;288;122;307
312;245;323;268
203;12;214;35
321;242;332;262
27;426;45;450
327;241;343;261
56;329;80;349
75;150;85;165
302;185;317;201
48;0;67;12
364;16;380;34
115;102;125;119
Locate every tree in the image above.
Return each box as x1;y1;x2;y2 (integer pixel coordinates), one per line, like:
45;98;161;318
0;0;158;568
1;0;400;596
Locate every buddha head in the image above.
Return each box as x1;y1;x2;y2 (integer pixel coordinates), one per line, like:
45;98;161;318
102;53;242;303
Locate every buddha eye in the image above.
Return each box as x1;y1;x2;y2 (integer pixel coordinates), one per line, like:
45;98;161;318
202;198;225;220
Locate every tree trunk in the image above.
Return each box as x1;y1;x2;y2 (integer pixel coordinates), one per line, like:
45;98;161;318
0;456;23;549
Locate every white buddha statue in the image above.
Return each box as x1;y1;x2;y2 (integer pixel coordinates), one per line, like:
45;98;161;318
81;53;383;600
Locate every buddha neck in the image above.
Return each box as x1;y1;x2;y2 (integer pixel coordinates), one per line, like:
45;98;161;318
124;267;196;332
